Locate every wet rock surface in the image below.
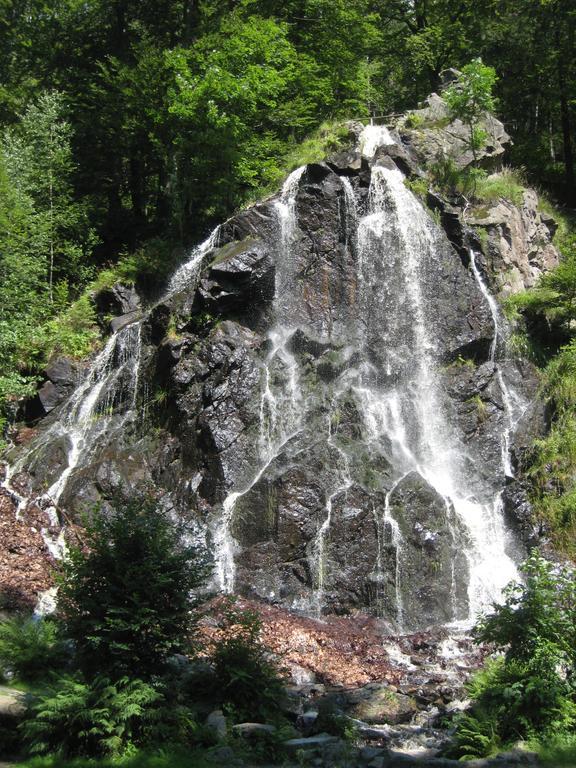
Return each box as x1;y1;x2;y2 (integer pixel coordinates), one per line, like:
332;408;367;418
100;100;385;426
1;108;556;631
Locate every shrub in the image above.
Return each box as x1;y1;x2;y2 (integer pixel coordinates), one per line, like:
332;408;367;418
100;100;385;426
0;617;69;683
449;554;576;758
404;112;424;129
211;600;286;722
446;708;501;761
58;495;211;681
443;58;497;168
22;675;161;758
537;734;576;766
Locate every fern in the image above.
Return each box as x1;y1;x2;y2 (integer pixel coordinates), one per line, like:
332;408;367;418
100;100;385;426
22;674;161;758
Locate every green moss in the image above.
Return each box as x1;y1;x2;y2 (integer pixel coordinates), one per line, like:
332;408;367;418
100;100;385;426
427;116;452;129
210;237;257;266
443;355;476;371
467;394;488;423
474;226;490;252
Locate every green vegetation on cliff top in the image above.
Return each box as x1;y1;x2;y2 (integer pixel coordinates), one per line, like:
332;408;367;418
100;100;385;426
1;0;576;431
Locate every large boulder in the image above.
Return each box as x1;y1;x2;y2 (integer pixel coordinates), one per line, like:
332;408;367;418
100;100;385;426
197;237;275;320
35;356;83;415
401;92;511;171
95;282;140;314
388;472;469;629
346;684;418;725
0;686;28;719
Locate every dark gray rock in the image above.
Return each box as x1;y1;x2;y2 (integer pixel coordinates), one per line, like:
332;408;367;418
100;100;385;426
170;320;264;501
388;472;469;629
373;142;419;177
95;282;141;318
36;380;63;415
283;733;341;752
502;481;542;547
10;103;553;631
31;356;83;417
232;722;277;736
326;149;364;174
218;201;279;246
110;310;140;334
45;357;81;388
197;237;275;320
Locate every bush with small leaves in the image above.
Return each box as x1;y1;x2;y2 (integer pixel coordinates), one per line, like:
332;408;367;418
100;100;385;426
0;616;69;683
448;554;576;759
58;495;212;682
211;600;286;723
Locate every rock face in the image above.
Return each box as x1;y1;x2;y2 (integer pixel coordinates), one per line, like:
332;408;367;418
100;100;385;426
469;189;559;295
401;92;511;171
2;118;553;627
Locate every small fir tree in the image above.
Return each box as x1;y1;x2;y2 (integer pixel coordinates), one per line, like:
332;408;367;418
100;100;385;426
58;495;211;681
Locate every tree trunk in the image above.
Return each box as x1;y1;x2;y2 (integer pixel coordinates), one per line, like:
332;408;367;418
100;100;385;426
557;27;575;198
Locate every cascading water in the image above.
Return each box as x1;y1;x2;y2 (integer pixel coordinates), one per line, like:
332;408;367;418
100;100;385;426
349;158;518;623
1;227;221;561
248;128;521;627
360;124;395;158
212;169;307;593
469;249;527;478
3;119;532;632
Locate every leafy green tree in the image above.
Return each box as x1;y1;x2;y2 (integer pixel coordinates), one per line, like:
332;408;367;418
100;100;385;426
58;496;212;681
443;58;497;167
0;142;47;430
3;90;96;300
166;14;300;232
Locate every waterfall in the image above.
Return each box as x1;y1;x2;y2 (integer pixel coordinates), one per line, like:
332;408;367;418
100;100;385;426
213;170;307;593
4;120;530;632
2;226;220;541
166;227;221;296
345;134;519;624
360;124;395;158
469;249;527;478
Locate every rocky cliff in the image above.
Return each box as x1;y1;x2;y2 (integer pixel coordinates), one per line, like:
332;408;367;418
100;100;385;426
0;96;560;630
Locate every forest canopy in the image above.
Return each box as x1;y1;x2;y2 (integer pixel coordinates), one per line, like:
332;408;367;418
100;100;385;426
0;0;575;425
